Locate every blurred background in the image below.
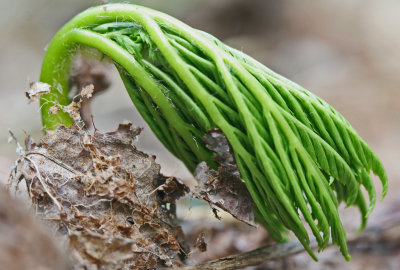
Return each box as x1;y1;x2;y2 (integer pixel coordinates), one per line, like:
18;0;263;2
0;0;399;269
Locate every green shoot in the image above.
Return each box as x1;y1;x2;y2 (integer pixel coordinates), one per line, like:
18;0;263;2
39;4;388;261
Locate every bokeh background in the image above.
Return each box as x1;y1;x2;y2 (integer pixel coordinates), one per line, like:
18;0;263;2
0;0;399;269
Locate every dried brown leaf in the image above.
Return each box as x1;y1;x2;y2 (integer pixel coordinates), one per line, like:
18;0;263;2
49;104;59;114
63;100;82;122
9;122;189;269
81;84;94;99
203;129;235;166
25;82;51;103
194;130;255;226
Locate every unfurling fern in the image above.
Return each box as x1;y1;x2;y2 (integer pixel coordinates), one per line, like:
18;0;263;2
39;4;388;261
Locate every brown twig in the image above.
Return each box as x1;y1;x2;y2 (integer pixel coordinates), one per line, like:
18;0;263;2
178;239;317;270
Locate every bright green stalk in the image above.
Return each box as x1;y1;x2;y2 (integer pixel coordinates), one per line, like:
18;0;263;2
39;4;388;261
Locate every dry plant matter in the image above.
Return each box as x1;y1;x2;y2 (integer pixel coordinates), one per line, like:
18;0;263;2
8;122;189;269
194;129;255;226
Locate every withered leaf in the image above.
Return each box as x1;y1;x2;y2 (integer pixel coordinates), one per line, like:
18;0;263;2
81;84;94;99
63;100;82;122
194;129;255;226
203;128;235;166
25;82;51;103
157;176;190;204
9;122;189;269
49;105;59;114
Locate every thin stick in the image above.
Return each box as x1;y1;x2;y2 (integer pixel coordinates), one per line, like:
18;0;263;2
178;239;318;270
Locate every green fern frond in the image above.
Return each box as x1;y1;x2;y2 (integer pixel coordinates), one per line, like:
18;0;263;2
39;4;387;261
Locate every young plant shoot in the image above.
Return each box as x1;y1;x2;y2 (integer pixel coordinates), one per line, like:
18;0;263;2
39;4;387;261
